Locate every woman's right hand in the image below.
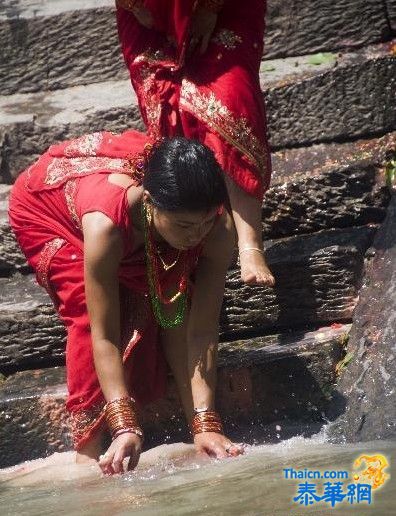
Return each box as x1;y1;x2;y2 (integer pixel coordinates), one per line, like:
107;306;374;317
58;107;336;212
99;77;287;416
116;1;153;29
98;432;143;475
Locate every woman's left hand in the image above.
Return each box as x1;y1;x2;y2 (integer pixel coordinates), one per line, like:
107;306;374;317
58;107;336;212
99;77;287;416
194;432;245;458
189;8;218;55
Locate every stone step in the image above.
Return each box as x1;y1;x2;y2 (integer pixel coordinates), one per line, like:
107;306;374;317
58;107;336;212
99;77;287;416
1;134;393;275
0;323;348;468
0;0;392;95
1;40;394;181
0;226;374;373
265;132;394;238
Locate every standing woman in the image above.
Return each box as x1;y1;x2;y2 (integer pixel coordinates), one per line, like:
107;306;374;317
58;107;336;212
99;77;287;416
9;130;242;474
116;0;275;287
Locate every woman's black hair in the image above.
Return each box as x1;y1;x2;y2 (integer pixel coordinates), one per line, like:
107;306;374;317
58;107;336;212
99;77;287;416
143;137;228;211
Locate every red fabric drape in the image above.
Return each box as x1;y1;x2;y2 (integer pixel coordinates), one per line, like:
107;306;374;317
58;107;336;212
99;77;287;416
117;0;272;199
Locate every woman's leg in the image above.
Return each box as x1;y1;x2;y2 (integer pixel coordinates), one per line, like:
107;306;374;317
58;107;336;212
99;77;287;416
76;429;105;464
225;177;275;286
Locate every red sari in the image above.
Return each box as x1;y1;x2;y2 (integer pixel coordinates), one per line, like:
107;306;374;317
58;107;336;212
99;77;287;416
8;130;201;449
117;0;271;199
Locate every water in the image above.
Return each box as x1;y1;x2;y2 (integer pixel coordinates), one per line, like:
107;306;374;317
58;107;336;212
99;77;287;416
0;432;394;516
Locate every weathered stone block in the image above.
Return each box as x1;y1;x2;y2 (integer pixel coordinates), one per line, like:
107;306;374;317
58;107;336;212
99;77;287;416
0;324;347;467
264;42;396;148
0;274;66;372
0;226;374;373
0;185;28;272
265;0;390;59
0;3;126;95
0;0;391;93
267;133;395;240
328;195;396;442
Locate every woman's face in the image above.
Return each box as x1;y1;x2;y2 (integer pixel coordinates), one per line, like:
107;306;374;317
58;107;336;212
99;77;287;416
145;195;219;250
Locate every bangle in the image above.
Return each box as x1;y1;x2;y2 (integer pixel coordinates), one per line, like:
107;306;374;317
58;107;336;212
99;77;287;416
239;247;264;256
200;0;224;14
193;406;210;414
191;410;224;436
105;396;143;440
112;427;144;441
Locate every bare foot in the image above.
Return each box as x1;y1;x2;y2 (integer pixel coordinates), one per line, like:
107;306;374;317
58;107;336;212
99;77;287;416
239;250;275;287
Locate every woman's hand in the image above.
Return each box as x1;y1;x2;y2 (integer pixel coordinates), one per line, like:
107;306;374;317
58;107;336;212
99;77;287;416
189;7;218;55
117;1;153;29
98;432;143;475
131;3;153;29
194;432;245;459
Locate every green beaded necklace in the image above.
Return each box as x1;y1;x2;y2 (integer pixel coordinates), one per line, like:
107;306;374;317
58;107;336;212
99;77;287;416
142;201;188;328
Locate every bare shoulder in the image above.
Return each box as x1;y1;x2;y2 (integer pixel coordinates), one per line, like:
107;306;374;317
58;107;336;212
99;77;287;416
82;211;123;266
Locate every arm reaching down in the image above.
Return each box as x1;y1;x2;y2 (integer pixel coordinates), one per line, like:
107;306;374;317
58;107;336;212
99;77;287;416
82;212;142;474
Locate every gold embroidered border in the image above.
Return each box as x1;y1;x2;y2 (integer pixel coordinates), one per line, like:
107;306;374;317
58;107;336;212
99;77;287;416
63;133;104;158
45;156;126;186
132;49;175;139
36;237;66;305
179;79;268;175
69;400;106;449
64;180;82;231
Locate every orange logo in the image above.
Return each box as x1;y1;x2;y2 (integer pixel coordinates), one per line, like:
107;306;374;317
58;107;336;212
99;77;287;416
353;455;390;490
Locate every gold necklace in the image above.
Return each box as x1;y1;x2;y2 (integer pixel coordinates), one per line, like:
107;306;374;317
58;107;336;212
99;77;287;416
143;200;181;271
156;248;181;271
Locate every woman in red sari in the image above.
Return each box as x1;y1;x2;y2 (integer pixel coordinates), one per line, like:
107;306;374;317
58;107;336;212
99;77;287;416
116;0;275;287
9;130;243;474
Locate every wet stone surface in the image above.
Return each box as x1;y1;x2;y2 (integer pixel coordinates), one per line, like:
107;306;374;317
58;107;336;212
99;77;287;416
0;226;374;373
0;324;347;467
328;195;396;442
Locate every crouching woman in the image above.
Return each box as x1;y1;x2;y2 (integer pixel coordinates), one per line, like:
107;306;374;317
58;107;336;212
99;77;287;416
9;129;243;474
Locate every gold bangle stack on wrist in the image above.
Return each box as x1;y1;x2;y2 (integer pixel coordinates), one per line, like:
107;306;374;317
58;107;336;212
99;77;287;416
191;409;224;436
200;0;224;14
105;396;144;442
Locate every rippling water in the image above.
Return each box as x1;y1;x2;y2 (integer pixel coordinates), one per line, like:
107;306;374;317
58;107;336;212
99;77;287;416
1;431;394;516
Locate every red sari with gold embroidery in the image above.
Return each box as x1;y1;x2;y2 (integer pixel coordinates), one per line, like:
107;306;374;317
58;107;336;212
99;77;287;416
117;0;271;199
8;130;201;449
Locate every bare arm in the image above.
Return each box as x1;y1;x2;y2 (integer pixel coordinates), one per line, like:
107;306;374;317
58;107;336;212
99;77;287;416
187;209;235;412
83;212;142;474
83;211;128;401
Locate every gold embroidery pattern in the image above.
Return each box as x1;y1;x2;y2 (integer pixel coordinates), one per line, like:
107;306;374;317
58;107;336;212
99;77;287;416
63;133;104;158
45;157;126;186
179;80;267;173
212;29;242;50
64;180;82;231
36;237;66;305
132;50;175;139
69;401;106;448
